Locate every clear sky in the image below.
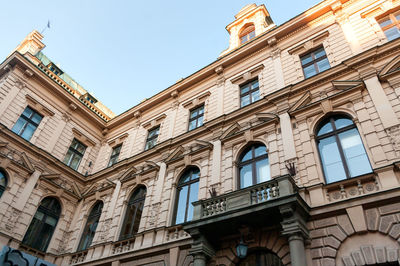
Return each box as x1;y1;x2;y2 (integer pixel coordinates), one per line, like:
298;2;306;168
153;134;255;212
0;0;321;115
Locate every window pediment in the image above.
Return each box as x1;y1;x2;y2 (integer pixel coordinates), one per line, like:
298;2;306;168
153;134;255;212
288;31;329;55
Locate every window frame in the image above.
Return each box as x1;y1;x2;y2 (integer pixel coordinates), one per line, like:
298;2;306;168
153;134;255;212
239;24;256;45
12;106;43;141
300;46;330;79
0;169;7;198
119;186;146;240
378;10;400;41
64;138;87;170
237;143;269;189
188;105;205;131
240;79;260;108
21;197;61;252
77;201;103;251
173;167;200;225
315;115;373;184
108;144;122;167
145;126;160;151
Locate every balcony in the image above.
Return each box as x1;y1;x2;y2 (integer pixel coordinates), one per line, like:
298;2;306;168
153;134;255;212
183;175;310;265
191;174;299;223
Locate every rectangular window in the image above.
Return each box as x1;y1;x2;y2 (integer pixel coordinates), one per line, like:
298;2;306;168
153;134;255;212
145;127;159;150
300;47;330;79
63;139;86;170
240;79;260;108
188;105;204;131
108;145;122;167
12;106;43;141
378;11;400;41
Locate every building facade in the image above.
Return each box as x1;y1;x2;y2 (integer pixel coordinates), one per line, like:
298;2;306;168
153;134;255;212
0;0;400;265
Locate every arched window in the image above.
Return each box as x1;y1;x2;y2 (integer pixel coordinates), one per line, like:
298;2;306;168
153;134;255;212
238;143;270;189
120;186;146;240
316;115;372;183
0;170;8;198
238;250;283;266
77;201;103;251
174;167;200;224
239;24;256;44
22;197;61;252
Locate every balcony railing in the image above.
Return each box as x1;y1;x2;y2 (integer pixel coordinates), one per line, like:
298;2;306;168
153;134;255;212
192;175;297;220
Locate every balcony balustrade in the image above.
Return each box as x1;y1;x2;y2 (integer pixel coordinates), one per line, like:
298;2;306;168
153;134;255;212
192;174;297;221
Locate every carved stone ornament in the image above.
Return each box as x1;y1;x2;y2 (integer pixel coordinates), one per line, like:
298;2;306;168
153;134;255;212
386;125;400;155
58;230;71;252
100;218;112;240
149;202;161;226
5;208;21;231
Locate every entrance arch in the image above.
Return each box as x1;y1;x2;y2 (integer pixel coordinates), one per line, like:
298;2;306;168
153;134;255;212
238;250;283;266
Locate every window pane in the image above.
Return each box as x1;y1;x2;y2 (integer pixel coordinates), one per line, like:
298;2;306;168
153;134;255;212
379;19;392;27
254;145;267;157
316;58;330;72
249;31;256;40
251;80;259;89
317;121;333;136
241;149;252;162
190;110;198;118
256;158;270;183
198;106;204;114
241;36;248;44
339;129;372;177
121;205;136;237
197;116;204;127
0;172;6;187
187;181;199;222
251;90;260;102
301;54;313;65
63;150;73;165
23;107;33;117
335;118;353;129
314;48;326;59
12;117;27;135
175;186;188;224
303;65;317;78
396;14;400;21
384;27;400;41
21;123;36;141
188;120;197;131
240;164;253;188
76;143;86;154
32;113;43;124
241;85;250;94
132;201;143;234
241;94;250;107
45;216;57;226
69;154;82;170
318;136;347;183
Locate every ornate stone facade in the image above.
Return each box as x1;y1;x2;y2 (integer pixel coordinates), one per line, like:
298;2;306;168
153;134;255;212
0;0;400;265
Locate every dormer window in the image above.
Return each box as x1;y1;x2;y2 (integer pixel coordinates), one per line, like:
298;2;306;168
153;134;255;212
47;63;63;76
239;24;256;44
80;93;98;104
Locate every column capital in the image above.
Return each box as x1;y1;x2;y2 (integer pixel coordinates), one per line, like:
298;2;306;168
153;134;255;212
279;203;309;239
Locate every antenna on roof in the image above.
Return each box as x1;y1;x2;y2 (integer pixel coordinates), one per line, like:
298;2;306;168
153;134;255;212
41;20;51;35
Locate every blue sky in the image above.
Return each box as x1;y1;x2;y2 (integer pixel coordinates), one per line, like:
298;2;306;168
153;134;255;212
0;1;321;115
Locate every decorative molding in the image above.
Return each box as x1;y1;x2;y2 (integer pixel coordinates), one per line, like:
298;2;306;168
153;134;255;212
25;94;55;116
166;146;185;162
108;133;129;147
72;128;96;146
182;91;211;109
148;202;161;226
220;122;241;139
288;30;329;55
230;64;264;84
386;124;400;156
142;113;167;129
288;91;312;113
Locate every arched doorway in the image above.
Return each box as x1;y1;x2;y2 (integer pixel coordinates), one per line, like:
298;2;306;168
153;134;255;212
238;250;283;266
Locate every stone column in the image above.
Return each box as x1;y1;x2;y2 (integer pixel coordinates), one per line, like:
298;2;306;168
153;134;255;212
187;228;215;266
288;234;307;266
280;204;309;266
